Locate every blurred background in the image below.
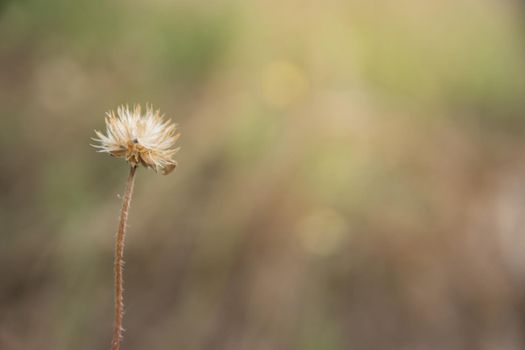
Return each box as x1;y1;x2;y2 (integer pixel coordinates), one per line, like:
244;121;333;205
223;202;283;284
2;0;525;349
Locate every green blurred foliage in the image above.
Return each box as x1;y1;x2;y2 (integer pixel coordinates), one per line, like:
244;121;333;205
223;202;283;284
2;1;525;349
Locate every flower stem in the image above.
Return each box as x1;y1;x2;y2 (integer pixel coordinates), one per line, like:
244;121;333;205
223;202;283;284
112;165;137;350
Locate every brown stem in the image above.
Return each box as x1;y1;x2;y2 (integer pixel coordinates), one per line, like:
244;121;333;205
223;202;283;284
111;166;137;350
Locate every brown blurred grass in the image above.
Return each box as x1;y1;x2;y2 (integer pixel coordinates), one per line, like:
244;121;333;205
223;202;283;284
2;0;525;349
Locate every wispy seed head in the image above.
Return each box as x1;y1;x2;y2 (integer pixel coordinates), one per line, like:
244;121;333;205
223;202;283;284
92;104;180;175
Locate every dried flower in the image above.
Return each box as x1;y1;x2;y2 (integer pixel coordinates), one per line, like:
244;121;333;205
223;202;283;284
92;104;181;350
92;104;180;175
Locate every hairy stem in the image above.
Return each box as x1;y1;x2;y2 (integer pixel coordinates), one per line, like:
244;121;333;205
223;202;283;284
112;165;137;350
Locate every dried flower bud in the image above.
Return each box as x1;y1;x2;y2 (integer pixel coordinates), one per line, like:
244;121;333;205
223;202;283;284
92;105;180;174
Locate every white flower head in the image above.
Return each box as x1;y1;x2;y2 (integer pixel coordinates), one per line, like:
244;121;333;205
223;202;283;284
92;104;180;175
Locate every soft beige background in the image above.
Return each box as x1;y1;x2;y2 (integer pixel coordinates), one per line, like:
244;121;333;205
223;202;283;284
2;0;525;349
